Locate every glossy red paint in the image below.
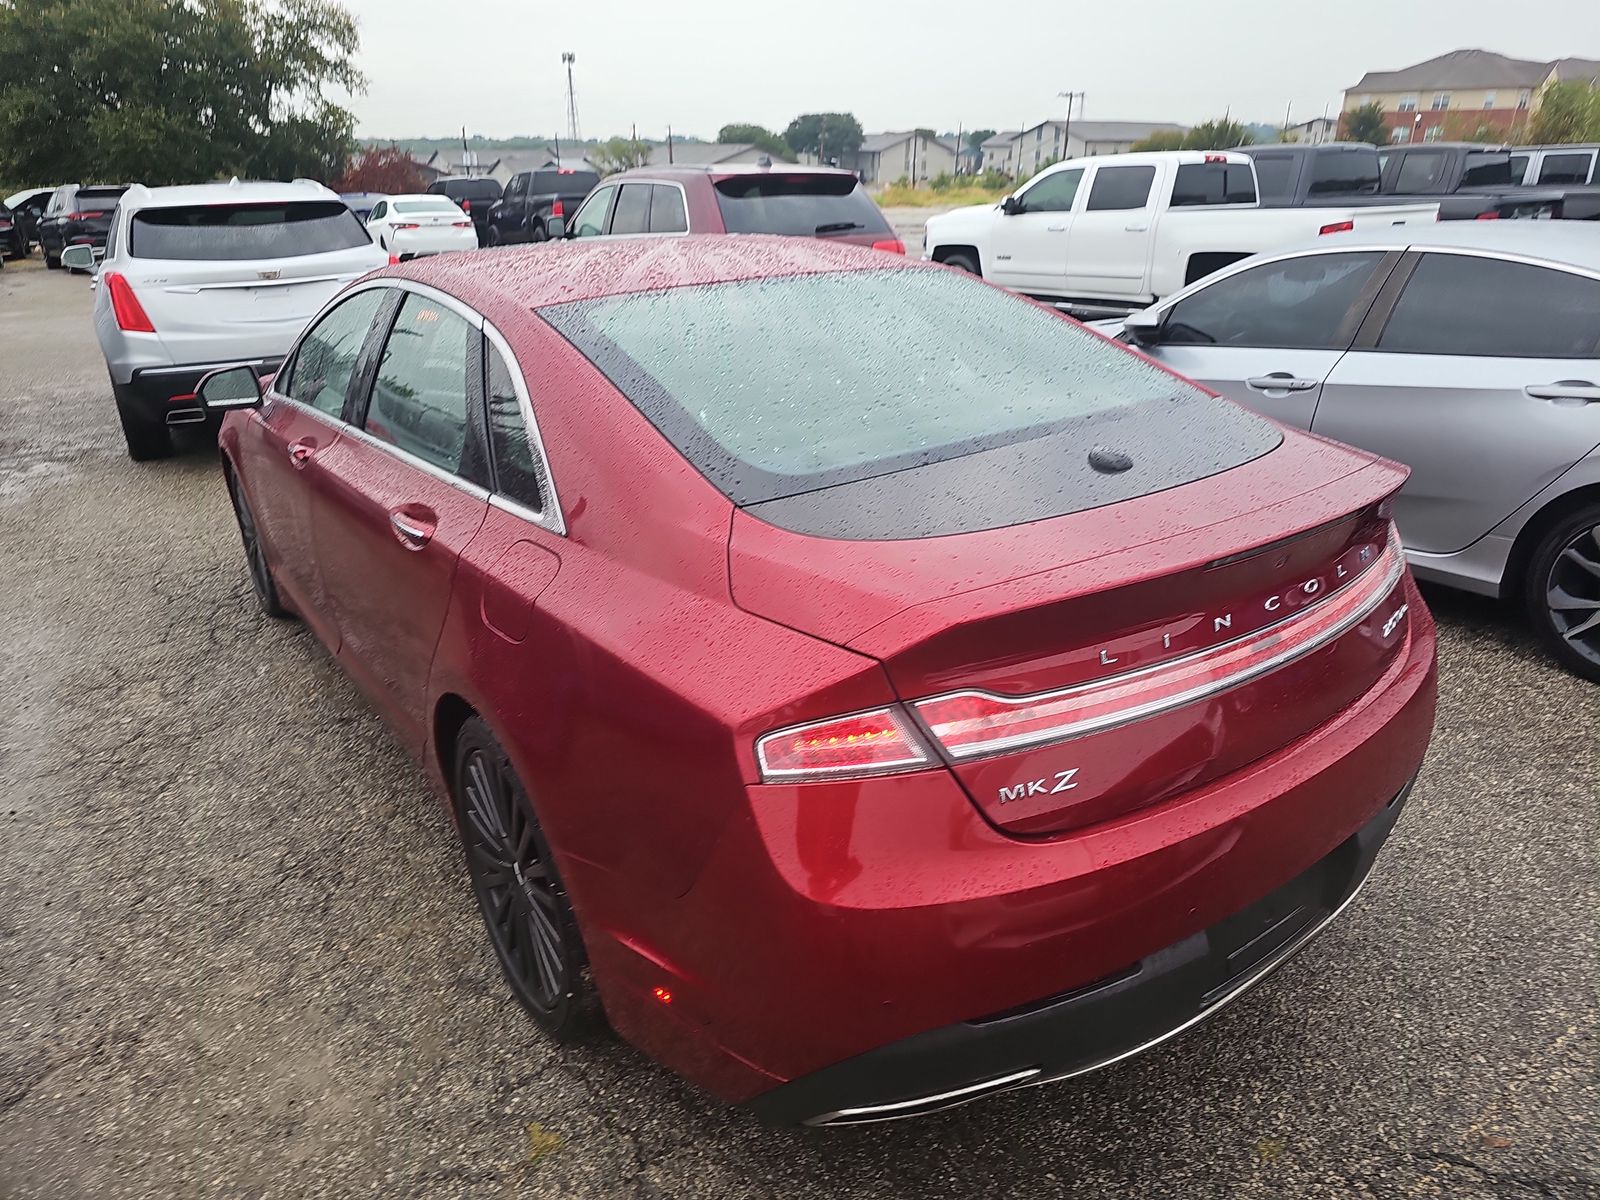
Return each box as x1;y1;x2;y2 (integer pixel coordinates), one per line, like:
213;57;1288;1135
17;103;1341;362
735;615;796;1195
220;238;1438;1119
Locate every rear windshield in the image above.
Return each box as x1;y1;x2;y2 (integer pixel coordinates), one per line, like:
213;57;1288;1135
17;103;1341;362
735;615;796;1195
1461;151;1514;188
75;187;128;207
1170;163;1256;206
129;201;370;260
392;198;461;213
1307;150;1381;196
436;178;502;201
542;267;1262;505
712;174;891;237
529;170;600;193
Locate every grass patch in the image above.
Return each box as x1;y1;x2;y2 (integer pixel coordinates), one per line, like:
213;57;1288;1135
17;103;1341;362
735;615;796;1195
877;182;1008;208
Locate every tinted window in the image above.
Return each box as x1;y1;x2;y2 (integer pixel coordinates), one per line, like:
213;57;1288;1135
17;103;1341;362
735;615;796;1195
436;178;502;201
1247;155;1295;203
1538;152;1594;185
1394;151;1447;192
1170;163;1256;206
1378;254;1600;358
505;175;527;199
283;290;385;418
529;170;600;194
486;345;548;511
45;186;73;216
1163;252;1387;349
130;202;369;260
571;185;615;237
712;174;891;236
649;185;688;233
365;294;472;472
610;184;652;235
1460;151;1513;188
1307;150;1381;196
542;267;1255;505
369;200;387;220
1509;153;1530;181
74;187;127;209
1086;165;1156;211
1018;168;1083;213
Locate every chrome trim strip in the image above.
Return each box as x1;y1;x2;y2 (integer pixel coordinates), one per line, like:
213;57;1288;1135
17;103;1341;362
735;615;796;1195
917;534;1405;762
804;1068;1042;1126
482;319;567;536
139;357;277;377
340;422;491;503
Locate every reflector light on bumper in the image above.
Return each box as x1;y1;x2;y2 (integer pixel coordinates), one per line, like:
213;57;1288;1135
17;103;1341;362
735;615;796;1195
755;531;1406;782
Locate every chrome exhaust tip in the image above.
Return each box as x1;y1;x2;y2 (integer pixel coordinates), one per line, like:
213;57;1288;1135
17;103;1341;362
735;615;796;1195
165;407;207;425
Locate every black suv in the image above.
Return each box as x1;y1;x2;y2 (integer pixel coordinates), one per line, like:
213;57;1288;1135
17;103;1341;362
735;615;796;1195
39;183;130;268
486;169;600;244
425;176;503;246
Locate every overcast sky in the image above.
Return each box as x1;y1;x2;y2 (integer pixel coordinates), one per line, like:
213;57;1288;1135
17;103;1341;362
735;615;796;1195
348;0;1599;140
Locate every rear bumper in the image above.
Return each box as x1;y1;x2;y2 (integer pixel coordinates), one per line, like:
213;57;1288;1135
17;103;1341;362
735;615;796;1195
747;777;1411;1125
120;358;282;425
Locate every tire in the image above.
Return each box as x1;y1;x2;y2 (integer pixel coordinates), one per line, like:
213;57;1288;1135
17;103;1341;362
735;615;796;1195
1524;501;1600;683
45;251;61;269
530;221;548;243
112;383;172;461
941;250;980;276
485;225;502;247
452;716;603;1042
226;471;291;619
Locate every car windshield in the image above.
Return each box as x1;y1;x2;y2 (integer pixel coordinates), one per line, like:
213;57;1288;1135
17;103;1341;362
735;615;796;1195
392;198;461;214
712;174;892;237
129;201;370;260
542;267;1250;504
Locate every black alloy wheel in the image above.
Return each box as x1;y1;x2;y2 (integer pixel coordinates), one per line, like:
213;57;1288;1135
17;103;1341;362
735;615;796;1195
226;474;290;618
453;718;600;1041
1528;502;1600;682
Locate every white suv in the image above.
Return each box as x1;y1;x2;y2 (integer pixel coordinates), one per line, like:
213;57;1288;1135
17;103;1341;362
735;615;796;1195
72;179;389;459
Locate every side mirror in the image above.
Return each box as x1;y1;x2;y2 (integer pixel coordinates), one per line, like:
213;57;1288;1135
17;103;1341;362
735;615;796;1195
61;244;96;270
547;216;566;240
197;365;263;412
1000;194;1023;215
1123;308;1165;346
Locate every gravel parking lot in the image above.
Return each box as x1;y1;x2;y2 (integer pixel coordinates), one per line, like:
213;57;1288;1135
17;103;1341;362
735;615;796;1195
1;256;1595;1200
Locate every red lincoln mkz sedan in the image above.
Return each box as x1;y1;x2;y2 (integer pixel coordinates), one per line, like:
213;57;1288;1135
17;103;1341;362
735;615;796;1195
201;236;1437;1125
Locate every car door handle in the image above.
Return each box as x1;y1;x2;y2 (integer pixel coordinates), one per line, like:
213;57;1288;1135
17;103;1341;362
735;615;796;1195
1246;375;1320;393
389;509;436;549
1124;223;1150;232
1525;381;1600;403
1046;224;1068;232
288;439;317;467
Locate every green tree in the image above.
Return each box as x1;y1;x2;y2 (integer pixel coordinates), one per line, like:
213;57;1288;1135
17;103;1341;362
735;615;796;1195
716;123;795;161
1130;129;1187;152
1342;101;1388;146
1528;82;1600;143
1181;119;1253;150
592;135;651;173
966;129;997;151
782;112;865;161
0;0;362;185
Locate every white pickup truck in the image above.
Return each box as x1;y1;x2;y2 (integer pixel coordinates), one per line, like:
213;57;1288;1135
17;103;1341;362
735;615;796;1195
924;150;1438;314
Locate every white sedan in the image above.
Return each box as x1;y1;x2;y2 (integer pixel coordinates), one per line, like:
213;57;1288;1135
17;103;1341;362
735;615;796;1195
365;195;477;259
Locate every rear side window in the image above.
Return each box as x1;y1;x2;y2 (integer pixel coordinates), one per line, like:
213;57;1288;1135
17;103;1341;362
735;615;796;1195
1170;163;1256;206
283;290;386;418
365;294;473;472
1537;152;1595;185
486;345;548;512
1394;151;1447;192
1509;153;1530;181
609;184;653;235
1246;155;1295;203
712;174;891;237
541;267;1271;505
1460;151;1513;187
1086;165;1156;211
1378;254;1600;358
129;201;369;260
1307;151;1381;196
649;185;688;233
1163;252;1388;349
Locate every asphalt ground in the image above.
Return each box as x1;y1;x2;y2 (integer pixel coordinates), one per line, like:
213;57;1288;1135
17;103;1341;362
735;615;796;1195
1;255;1596;1199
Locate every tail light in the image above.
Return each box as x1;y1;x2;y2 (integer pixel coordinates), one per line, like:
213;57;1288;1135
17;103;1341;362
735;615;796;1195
756;707;931;781
392;222;419;230
1204;153;1229;163
460;199;471;213
756;530;1405;781
1475;210;1501;221
104;273;155;333
551;199;565;217
871;238;906;254
65;210;104;220
387;253;400;265
452;219;472;228
1318;220;1355;236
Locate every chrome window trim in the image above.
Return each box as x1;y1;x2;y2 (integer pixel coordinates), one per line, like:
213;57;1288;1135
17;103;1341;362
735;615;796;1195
600;179;692;238
341;420;491;503
482;319;568;536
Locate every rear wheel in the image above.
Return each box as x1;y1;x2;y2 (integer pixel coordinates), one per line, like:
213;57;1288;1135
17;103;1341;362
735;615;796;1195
486;225;502;247
44;250;60;269
226;472;291;618
941;250;980;276
111;382;172;461
453;717;602;1042
1526;501;1600;682
530;221;549;243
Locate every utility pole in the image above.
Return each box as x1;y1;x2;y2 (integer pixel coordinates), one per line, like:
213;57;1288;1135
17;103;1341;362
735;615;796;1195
667;125;674;164
1058;90;1085;157
955;121;964;175
562;52;580;145
1283;101;1292;139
